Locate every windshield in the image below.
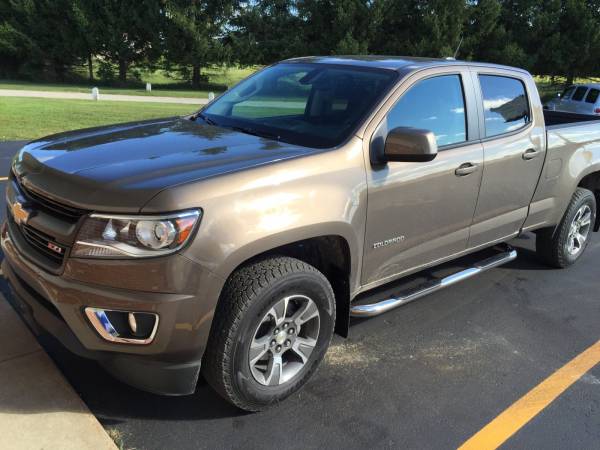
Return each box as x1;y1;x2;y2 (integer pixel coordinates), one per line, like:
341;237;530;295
201;63;398;148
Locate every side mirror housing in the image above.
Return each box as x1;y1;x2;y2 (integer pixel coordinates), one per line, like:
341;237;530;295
384;127;438;162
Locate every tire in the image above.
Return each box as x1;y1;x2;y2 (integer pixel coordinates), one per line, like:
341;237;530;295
536;187;596;268
202;256;335;411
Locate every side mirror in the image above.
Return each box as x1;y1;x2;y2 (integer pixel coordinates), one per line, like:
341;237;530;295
384;127;438;162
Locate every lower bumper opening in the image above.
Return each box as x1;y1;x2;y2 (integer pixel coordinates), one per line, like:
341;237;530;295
85;307;159;345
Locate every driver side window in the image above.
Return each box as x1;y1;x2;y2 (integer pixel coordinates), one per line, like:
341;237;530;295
387;75;467;147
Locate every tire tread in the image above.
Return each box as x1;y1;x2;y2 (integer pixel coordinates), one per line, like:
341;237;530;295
203;256;333;411
536;187;596;268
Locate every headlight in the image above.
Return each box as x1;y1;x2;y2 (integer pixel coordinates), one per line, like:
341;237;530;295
72;210;201;258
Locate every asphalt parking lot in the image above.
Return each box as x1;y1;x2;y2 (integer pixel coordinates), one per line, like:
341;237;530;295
1;141;600;450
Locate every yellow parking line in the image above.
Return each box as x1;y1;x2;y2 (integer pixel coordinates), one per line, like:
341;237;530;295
459;339;600;450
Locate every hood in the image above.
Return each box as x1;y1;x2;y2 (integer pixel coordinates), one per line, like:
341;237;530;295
13;118;318;212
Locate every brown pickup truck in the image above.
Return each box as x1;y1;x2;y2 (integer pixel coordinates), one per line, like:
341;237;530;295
3;57;600;411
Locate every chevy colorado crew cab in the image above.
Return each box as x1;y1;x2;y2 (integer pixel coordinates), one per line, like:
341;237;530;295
3;57;600;411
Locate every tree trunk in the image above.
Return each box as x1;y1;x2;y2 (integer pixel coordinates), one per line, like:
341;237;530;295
192;64;201;88
54;63;66;82
118;58;128;83
566;70;575;87
88;54;94;82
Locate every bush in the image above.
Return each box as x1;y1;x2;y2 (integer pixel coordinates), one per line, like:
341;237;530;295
97;61;115;82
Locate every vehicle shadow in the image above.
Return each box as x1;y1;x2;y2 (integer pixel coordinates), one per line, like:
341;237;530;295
0;273;243;422
504;233;562;271
38;332;246;422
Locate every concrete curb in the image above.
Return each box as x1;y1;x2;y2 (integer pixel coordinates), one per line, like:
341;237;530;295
0;292;117;450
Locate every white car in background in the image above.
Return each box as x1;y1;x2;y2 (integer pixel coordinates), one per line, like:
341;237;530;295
545;83;600;115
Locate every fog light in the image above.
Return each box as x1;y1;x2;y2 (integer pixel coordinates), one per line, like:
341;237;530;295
85;307;158;345
128;312;137;334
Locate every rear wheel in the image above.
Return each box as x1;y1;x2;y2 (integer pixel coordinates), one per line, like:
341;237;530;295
536;188;596;268
203;256;335;411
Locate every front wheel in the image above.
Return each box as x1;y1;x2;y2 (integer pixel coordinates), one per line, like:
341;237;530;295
202;256;335;411
536;187;596;268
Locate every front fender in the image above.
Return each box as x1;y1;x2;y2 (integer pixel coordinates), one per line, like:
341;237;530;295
143;138;368;298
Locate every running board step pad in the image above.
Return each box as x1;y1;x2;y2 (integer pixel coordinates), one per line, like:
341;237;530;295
350;245;517;318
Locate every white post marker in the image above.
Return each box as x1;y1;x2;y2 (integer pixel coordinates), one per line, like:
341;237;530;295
91;87;99;101
146;82;152;92
208;92;215;101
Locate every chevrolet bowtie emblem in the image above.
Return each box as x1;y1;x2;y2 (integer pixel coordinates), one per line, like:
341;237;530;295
11;201;30;225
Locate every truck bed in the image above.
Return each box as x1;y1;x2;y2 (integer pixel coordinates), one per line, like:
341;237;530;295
544;110;600;128
527;109;600;234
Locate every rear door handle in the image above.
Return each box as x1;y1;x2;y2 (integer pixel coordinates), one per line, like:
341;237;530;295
522;148;541;160
455;163;478;177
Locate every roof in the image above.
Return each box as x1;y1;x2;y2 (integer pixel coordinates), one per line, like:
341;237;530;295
283;55;527;74
571;83;600;89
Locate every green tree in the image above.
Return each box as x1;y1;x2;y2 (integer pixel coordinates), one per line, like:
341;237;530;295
297;0;373;55
463;0;528;67
0;0;89;80
556;0;600;84
71;0;102;82
230;0;303;65
81;0;164;83
163;0;238;88
0;19;33;77
371;0;466;57
529;0;563;78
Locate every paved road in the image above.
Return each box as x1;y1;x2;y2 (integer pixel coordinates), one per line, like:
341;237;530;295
1;141;600;449
0;89;208;105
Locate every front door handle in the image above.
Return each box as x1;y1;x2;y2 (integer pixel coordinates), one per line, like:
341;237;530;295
522;148;541;160
455;162;478;177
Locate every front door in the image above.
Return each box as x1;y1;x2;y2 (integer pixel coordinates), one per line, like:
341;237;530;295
361;70;483;287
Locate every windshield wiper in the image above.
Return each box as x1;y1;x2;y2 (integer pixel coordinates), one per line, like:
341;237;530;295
194;112;217;126
230;125;281;141
192;114;280;141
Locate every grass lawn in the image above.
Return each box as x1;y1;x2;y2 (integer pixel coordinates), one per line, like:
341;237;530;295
0;97;198;141
202;66;259;87
0;66;260;99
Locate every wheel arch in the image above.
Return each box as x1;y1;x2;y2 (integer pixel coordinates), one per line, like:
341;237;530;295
216;231;355;338
578;171;600;231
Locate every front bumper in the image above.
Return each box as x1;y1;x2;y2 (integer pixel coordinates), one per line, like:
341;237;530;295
1;221;225;395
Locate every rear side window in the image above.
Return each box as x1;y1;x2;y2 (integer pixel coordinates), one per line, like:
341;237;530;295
572;86;588;102
585;88;600;104
562;86;576;99
479;75;530;138
386;74;467;147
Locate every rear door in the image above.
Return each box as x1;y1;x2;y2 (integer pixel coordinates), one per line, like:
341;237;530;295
362;67;484;286
467;70;546;248
556;86;576;112
569;86;590;113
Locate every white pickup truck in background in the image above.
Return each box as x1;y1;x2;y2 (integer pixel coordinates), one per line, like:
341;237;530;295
545;83;600;115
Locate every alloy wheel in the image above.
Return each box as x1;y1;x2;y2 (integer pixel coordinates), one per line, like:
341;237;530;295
566;204;593;256
249;294;321;386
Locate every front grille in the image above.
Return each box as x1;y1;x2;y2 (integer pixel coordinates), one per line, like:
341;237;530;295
20;183;88;221
20;224;66;265
8;172;86;271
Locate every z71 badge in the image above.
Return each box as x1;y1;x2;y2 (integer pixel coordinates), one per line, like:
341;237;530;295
372;236;406;249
